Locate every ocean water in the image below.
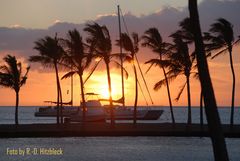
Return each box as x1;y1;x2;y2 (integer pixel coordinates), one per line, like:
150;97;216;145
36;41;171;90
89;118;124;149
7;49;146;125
0;137;240;161
0;106;240;161
0;106;239;124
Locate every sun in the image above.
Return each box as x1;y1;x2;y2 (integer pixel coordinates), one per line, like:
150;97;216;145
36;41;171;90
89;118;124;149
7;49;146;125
98;85;122;99
99;88;109;98
88;72;124;100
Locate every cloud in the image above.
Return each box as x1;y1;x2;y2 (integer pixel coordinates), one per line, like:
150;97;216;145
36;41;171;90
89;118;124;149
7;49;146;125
53;19;61;24
0;0;239;69
96;13;117;19
10;24;22;28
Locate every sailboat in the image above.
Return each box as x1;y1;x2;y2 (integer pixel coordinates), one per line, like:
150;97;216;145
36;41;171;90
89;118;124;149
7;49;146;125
35;5;163;122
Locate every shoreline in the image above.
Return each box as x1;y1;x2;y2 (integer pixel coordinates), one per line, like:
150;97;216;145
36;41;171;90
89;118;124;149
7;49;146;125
0;123;240;138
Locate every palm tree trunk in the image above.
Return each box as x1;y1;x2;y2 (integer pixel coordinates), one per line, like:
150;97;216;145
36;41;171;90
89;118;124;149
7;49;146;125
58;80;63;124
15;91;19;125
162;67;175;124
56;67;63;124
79;73;86;123
54;63;60;124
106;62;114;125
186;75;192;125
189;1;229;161
200;89;204;127
55;64;63;124
228;48;235;126
133;64;138;124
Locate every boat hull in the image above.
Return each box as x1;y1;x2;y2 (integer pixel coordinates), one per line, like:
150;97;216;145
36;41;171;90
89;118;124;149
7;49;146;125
35;106;164;121
105;110;163;120
34;106;78;117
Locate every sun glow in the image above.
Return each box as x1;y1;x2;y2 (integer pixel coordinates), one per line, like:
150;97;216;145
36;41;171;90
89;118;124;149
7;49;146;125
86;71;127;100
98;84;121;99
99;87;110;98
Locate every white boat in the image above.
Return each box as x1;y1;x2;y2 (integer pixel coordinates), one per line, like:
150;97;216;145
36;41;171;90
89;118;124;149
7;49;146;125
66;97;163;122
35;94;163;122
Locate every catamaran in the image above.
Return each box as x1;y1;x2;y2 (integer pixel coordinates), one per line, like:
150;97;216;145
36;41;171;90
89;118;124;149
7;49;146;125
35;92;163;122
34;5;164;122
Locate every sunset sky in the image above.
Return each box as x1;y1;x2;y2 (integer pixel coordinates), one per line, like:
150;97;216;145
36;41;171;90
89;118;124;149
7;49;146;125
0;0;239;107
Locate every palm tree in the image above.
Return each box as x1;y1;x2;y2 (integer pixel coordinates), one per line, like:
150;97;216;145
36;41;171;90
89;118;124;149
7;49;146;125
168;33;193;125
188;1;229;161
177;18;205;127
0;55;30;125
29;35;65;124
61;29;92;122
178;17;222;127
146;32;193;125
84;22;115;125
142;28;175;124
116;32;139;124
206;18;235;126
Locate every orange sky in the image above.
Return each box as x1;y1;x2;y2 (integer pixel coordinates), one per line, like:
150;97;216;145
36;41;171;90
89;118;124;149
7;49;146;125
0;46;239;107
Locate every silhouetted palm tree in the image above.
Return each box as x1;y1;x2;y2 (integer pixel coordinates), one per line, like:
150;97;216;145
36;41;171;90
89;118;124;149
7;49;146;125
205;18;236;126
177;18;205;126
142;28;175;124
178;17;219;127
169;33;193;125
117;32;139;124
61;29;92;122
146;32;194;125
29;35;65;124
84;22;115;125
0;55;30;125
188;1;229;160
175;18;195;44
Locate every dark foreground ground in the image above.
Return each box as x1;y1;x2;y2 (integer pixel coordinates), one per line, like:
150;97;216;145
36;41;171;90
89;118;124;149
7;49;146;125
0;123;239;138
0;123;240;138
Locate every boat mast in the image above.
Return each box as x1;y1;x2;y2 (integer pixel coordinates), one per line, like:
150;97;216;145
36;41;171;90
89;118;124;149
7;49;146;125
71;66;73;107
118;5;125;107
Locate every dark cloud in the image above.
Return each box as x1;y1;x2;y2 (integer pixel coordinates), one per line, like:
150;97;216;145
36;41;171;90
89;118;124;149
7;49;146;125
198;0;240;32
0;0;239;65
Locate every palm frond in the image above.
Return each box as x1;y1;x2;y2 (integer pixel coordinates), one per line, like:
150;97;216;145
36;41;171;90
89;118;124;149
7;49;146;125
0;55;30;91
207;18;234;55
84;58;102;85
145;63;155;74
153;79;166;91
141;28;169;55
0;73;13;88
20;66;30;87
175;82;187;102
145;59;171;68
84;22;112;58
233;37;240;46
211;47;228;59
120;33;134;53
0;65;10;74
153;74;177;91
61;71;77;80
132;32;139;53
179;18;194;37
